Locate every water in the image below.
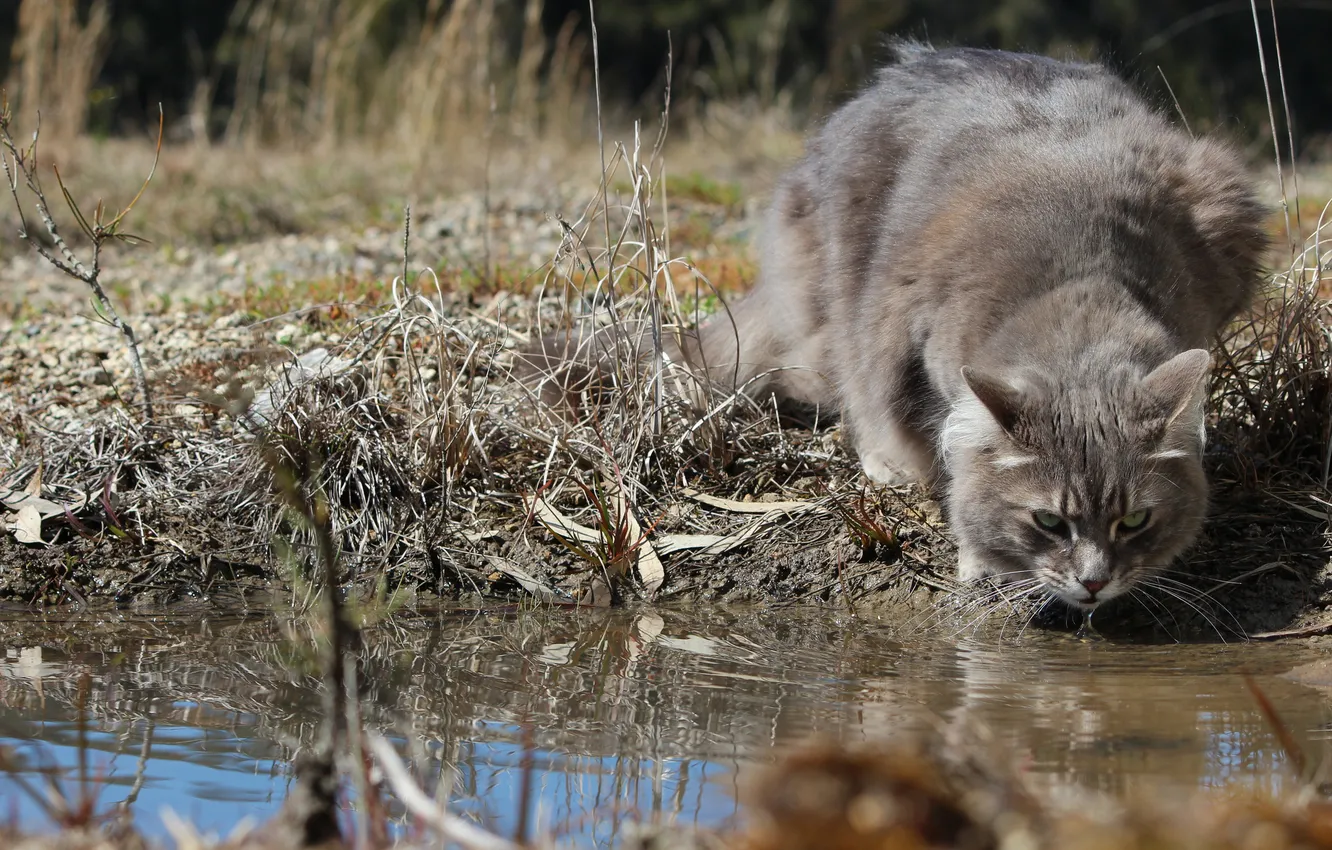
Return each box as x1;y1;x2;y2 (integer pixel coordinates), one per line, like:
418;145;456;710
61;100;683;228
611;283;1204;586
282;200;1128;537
2;604;1330;845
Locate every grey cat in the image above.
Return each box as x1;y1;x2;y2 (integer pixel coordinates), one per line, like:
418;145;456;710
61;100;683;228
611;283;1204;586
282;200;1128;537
529;43;1268;610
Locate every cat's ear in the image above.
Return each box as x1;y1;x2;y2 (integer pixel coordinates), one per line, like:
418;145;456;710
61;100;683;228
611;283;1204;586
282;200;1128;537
960;366;1024;434
1140;348;1211;430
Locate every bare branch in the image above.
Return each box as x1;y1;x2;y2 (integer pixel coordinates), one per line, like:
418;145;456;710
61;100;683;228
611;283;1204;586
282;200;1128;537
0;94;156;422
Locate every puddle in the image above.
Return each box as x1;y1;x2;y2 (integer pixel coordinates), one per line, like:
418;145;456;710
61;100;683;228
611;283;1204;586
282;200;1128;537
2;605;1330;844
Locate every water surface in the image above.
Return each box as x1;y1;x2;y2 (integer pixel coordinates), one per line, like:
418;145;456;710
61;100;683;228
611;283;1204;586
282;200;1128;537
1;605;1329;844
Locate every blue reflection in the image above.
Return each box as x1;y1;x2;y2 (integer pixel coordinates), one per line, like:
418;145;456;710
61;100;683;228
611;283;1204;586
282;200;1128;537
0;710;740;846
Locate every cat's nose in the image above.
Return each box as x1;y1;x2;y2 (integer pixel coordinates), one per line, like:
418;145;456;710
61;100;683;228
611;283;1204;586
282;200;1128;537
1081;579;1107;596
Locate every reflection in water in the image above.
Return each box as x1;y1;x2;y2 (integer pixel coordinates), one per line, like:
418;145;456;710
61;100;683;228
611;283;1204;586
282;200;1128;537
0;606;1329;844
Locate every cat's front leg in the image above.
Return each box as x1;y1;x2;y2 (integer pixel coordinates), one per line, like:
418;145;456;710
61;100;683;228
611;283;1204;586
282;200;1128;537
859;448;916;486
848;407;936;488
837;326;938;487
955;545;989;583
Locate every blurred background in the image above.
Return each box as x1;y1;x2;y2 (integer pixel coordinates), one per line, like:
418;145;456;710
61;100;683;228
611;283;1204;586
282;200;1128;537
0;0;1325;257
0;0;1328;152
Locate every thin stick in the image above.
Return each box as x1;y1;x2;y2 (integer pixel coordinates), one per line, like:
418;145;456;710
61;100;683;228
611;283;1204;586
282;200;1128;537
1266;0;1302;240
367;734;521;850
1156;66;1191;137
484;82;496;286
401;203;411;287
589;0;612;260
0;101;159;422
1248;0;1293;254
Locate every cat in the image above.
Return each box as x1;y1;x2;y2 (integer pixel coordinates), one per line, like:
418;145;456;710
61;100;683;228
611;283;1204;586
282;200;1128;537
524;42;1268;611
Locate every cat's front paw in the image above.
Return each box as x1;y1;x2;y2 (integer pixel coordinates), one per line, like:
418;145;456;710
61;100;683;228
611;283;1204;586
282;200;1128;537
956;547;990;583
859;451;914;486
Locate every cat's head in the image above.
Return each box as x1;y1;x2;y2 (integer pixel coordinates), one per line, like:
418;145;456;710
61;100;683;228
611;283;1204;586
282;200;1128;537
942;348;1212;610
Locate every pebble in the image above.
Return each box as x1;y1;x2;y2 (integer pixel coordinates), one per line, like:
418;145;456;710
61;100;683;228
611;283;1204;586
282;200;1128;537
0;184;759;438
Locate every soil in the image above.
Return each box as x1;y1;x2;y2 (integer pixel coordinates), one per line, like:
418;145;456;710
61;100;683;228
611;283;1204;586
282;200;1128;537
0;182;1329;642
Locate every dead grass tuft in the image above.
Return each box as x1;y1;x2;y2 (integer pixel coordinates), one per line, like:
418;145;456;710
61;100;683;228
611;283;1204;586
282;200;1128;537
735;733;1332;850
6;0;111;141
220;0;589;158
1214;201;1332;487
7;142;1331;634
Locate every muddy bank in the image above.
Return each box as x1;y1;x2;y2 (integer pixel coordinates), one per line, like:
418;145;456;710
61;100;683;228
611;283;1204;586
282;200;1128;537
0;175;1328;639
0;289;1324;639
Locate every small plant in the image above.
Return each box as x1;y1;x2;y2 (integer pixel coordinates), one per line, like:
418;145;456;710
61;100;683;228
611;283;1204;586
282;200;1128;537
529;472;665;602
825;483;902;557
0;99;162;422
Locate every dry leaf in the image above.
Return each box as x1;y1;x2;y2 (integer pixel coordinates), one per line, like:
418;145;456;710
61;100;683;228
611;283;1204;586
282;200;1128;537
7;504;46;545
532;498;601;545
0;477;88;519
683;488;820;515
24;464;42;497
485;556;566;603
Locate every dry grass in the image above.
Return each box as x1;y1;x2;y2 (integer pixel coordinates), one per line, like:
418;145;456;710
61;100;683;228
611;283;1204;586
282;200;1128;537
0;110;951;615
0;138;581;252
225;135;876;605
0;5;1327;634
1214;201;1332;487
1;125;1330;637
5;0;111;142
0;0;802;254
4;0;588;152
220;0;589;156
0;129;787;270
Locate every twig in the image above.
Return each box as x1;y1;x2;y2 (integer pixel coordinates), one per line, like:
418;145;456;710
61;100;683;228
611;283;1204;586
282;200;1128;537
589;0;612;258
401;203;411;287
367;733;521;850
1266;0;1302;240
1250;621;1332;640
1248;0;1293;254
267;450;357;840
1244;674;1307;776
0;99;161;422
1156;66;1191;136
484;83;496;286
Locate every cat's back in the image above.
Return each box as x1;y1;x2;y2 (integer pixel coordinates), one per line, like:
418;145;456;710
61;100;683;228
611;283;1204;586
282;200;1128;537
790;44;1160;289
789;42;1262;349
865;41;1131;131
814;43;1160;204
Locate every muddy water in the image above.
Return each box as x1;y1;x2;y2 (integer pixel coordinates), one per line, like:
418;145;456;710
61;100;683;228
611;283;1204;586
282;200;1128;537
2;604;1331;844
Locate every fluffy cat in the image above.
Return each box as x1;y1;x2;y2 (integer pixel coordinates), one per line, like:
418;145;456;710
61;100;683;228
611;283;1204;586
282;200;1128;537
528;43;1268;610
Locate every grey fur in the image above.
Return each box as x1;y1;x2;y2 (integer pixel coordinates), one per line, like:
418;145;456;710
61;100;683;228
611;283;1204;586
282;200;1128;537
519;44;1268;609
686;43;1268;608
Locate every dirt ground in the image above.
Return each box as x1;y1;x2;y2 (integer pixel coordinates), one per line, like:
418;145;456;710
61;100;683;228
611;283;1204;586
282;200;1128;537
0;151;1329;643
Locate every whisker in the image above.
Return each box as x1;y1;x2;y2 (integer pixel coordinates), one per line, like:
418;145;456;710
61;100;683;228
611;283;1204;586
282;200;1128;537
945;579;1046;638
1126;586;1181;642
1143;573;1247;620
1137;578;1242;641
1016;592;1058;640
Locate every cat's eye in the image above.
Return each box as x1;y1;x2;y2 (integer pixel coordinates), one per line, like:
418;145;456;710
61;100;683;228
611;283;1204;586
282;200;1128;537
1032;511;1069;536
1117;510;1150;533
